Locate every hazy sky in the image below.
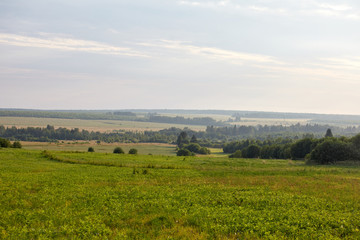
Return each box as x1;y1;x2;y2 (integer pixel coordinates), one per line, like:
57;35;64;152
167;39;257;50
1;0;359;114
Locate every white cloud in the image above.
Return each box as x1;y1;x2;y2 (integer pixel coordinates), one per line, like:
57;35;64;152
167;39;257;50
319;57;360;70
177;0;360;20
139;39;284;65
317;3;352;12
0;33;149;57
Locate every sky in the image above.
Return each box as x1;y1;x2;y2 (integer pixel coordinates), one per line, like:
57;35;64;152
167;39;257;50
0;0;360;114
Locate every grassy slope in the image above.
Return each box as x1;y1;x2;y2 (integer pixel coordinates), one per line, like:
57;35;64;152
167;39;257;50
1;149;360;239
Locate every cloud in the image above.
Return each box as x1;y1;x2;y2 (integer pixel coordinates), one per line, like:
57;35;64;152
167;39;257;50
177;0;360;20
319;57;360;70
0;33;149;57
139;39;284;65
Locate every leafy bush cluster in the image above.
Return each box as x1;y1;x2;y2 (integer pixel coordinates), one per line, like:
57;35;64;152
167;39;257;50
0;137;21;149
176;144;211;156
225;138;292;159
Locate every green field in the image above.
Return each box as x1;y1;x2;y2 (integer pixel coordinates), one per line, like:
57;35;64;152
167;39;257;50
1;148;360;239
21;141;178;156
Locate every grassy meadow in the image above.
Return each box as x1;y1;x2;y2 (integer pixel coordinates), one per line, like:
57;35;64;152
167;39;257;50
1;148;360;239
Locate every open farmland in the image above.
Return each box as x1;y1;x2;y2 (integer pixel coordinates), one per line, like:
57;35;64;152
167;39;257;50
1;148;360;239
230;118;310;127
0;117;207;132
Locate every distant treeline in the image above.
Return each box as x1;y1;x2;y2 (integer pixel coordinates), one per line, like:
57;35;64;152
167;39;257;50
142;115;224;126
2;123;360;145
0;125;179;143
206;124;360;140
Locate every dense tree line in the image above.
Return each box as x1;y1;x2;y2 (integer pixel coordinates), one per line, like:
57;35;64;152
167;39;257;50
226;130;360;164
0;125;179;143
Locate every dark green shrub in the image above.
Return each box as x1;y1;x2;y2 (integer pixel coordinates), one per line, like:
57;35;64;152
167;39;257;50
177;148;193;156
12;141;22;148
229;150;242;158
309;139;352;164
198;147;211;155
88;147;95;152
128;148;138;154
113;147;125;154
0;138;11;148
242;145;260;158
290;138;318;159
185;143;201;153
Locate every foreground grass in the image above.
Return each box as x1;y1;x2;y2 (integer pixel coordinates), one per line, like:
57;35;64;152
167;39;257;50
1;149;360;239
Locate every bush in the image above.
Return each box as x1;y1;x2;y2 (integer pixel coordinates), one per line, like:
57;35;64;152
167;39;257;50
177;148;194;156
88;147;95;152
183;143;211;155
185;143;201;153
242;145;260;158
308;139;352;164
128;148;138;154
12;141;22;148
290;138;318;159
0;138;11;148
198;147;211;155
113;147;125;154
229;150;242;158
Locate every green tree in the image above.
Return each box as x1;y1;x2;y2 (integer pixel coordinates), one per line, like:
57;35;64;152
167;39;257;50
309;139;351;164
176;148;193;156
88;147;95;152
185;143;201;153
243;145;260;158
12;141;22;149
128;148;138;154
0;138;11;148
190;135;198;143
325;128;333;138
290;138;317;159
229;150;242;158
176;131;189;147
113;147;125;154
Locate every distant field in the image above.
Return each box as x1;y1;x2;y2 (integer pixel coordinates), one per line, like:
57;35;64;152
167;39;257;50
0;117;206;132
1;148;360;239
0;116;310;134
157;112;232;121
21;141;226;157
22;141;177;155
230;117;310;126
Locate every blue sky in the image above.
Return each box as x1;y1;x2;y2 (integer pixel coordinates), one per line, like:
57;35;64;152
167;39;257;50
0;0;359;114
